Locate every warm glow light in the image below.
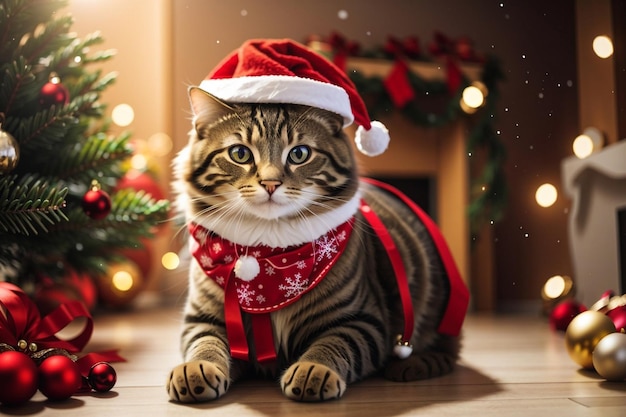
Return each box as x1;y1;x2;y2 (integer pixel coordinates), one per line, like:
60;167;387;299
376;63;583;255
148;132;173;157
535;183;558;207
112;270;134;292
593;35;614;59
462;85;485;109
112;103;135;127
573;127;603;159
162;252;180;270
130;153;148;170
573;134;594;158
544;275;566;299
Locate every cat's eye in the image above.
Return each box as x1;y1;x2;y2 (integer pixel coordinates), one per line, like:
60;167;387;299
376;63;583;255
228;145;254;164
287;145;311;165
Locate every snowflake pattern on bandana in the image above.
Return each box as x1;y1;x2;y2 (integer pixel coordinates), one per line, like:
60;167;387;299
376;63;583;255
189;219;354;313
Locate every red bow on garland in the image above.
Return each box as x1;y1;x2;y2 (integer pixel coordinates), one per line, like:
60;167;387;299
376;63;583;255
0;282;124;374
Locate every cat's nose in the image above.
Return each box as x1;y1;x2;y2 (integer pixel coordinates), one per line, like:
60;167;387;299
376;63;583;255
260;179;282;195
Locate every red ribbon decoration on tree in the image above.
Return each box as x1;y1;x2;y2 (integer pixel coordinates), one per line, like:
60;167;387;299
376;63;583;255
0;282;124;373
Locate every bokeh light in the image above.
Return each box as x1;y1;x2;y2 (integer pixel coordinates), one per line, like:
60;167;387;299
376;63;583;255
543;275;566;299
112;103;135;127
593;35;614;59
573;134;594;159
535;183;558;207
112;270;134;292
462;85;485;109
162;252;180;270
147;132;173;157
573;127;603;159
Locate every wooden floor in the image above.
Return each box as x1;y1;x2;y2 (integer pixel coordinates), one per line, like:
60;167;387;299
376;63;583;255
7;300;626;416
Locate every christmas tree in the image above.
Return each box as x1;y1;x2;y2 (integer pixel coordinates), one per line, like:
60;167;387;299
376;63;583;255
0;0;169;304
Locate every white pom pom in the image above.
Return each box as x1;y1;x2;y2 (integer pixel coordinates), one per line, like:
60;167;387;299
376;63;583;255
234;255;260;281
354;120;390;156
393;343;413;359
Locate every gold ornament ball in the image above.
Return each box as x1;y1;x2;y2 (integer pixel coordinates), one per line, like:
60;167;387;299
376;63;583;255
565;310;615;369
592;332;626;381
0;129;20;174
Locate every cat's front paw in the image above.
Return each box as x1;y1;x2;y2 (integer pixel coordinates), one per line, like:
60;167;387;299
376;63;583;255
166;360;229;403
280;361;346;402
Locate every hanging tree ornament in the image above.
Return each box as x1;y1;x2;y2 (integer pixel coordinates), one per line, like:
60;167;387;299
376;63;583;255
39;73;70;108
82;180;112;220
0;114;20;174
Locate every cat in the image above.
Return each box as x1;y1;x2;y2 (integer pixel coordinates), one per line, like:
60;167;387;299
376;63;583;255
166;85;468;403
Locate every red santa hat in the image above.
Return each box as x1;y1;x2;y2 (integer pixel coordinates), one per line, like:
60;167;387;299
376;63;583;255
198;39;390;156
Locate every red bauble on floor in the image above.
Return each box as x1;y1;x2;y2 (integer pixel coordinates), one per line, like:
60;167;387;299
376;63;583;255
0;351;39;405
88;362;117;392
38;355;83;401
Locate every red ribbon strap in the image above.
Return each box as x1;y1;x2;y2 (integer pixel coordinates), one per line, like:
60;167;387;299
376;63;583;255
361;177;469;337
359;200;414;344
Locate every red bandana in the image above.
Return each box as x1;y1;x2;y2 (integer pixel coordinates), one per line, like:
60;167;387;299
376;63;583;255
189;220;354;363
188;179;469;364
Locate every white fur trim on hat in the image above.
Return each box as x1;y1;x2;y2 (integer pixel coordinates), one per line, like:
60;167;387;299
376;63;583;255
355;121;390;157
199;75;354;127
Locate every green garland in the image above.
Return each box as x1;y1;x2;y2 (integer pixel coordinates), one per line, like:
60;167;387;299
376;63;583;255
348;55;506;234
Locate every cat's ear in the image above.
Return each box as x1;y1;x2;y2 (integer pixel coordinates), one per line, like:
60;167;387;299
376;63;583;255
188;86;234;124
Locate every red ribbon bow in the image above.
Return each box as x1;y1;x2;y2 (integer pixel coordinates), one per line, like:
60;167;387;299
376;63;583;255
0;282;124;374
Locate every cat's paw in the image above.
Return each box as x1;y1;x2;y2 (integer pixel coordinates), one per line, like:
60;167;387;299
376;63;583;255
166;360;229;403
280;361;346;402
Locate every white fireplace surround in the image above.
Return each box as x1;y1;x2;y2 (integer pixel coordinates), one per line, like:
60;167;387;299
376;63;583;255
562;140;626;307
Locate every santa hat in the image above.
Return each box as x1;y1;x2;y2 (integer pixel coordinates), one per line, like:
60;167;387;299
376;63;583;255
198;39;389;156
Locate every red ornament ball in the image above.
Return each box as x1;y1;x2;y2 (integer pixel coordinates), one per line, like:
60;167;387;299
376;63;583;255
39;81;69;107
607;305;626;332
549;299;587;331
0;351;39;405
82;187;112;219
88;362;117;392
38;355;83;401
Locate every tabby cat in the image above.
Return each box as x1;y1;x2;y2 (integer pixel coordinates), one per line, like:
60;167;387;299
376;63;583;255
166;86;466;403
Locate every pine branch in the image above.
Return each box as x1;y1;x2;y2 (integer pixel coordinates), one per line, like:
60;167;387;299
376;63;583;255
16;14;74;66
0;0;68;63
0;174;68;235
5;103;77;152
0;55;37;115
37;131;132;184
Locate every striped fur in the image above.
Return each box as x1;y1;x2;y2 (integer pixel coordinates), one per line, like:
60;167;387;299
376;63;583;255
167;88;461;403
